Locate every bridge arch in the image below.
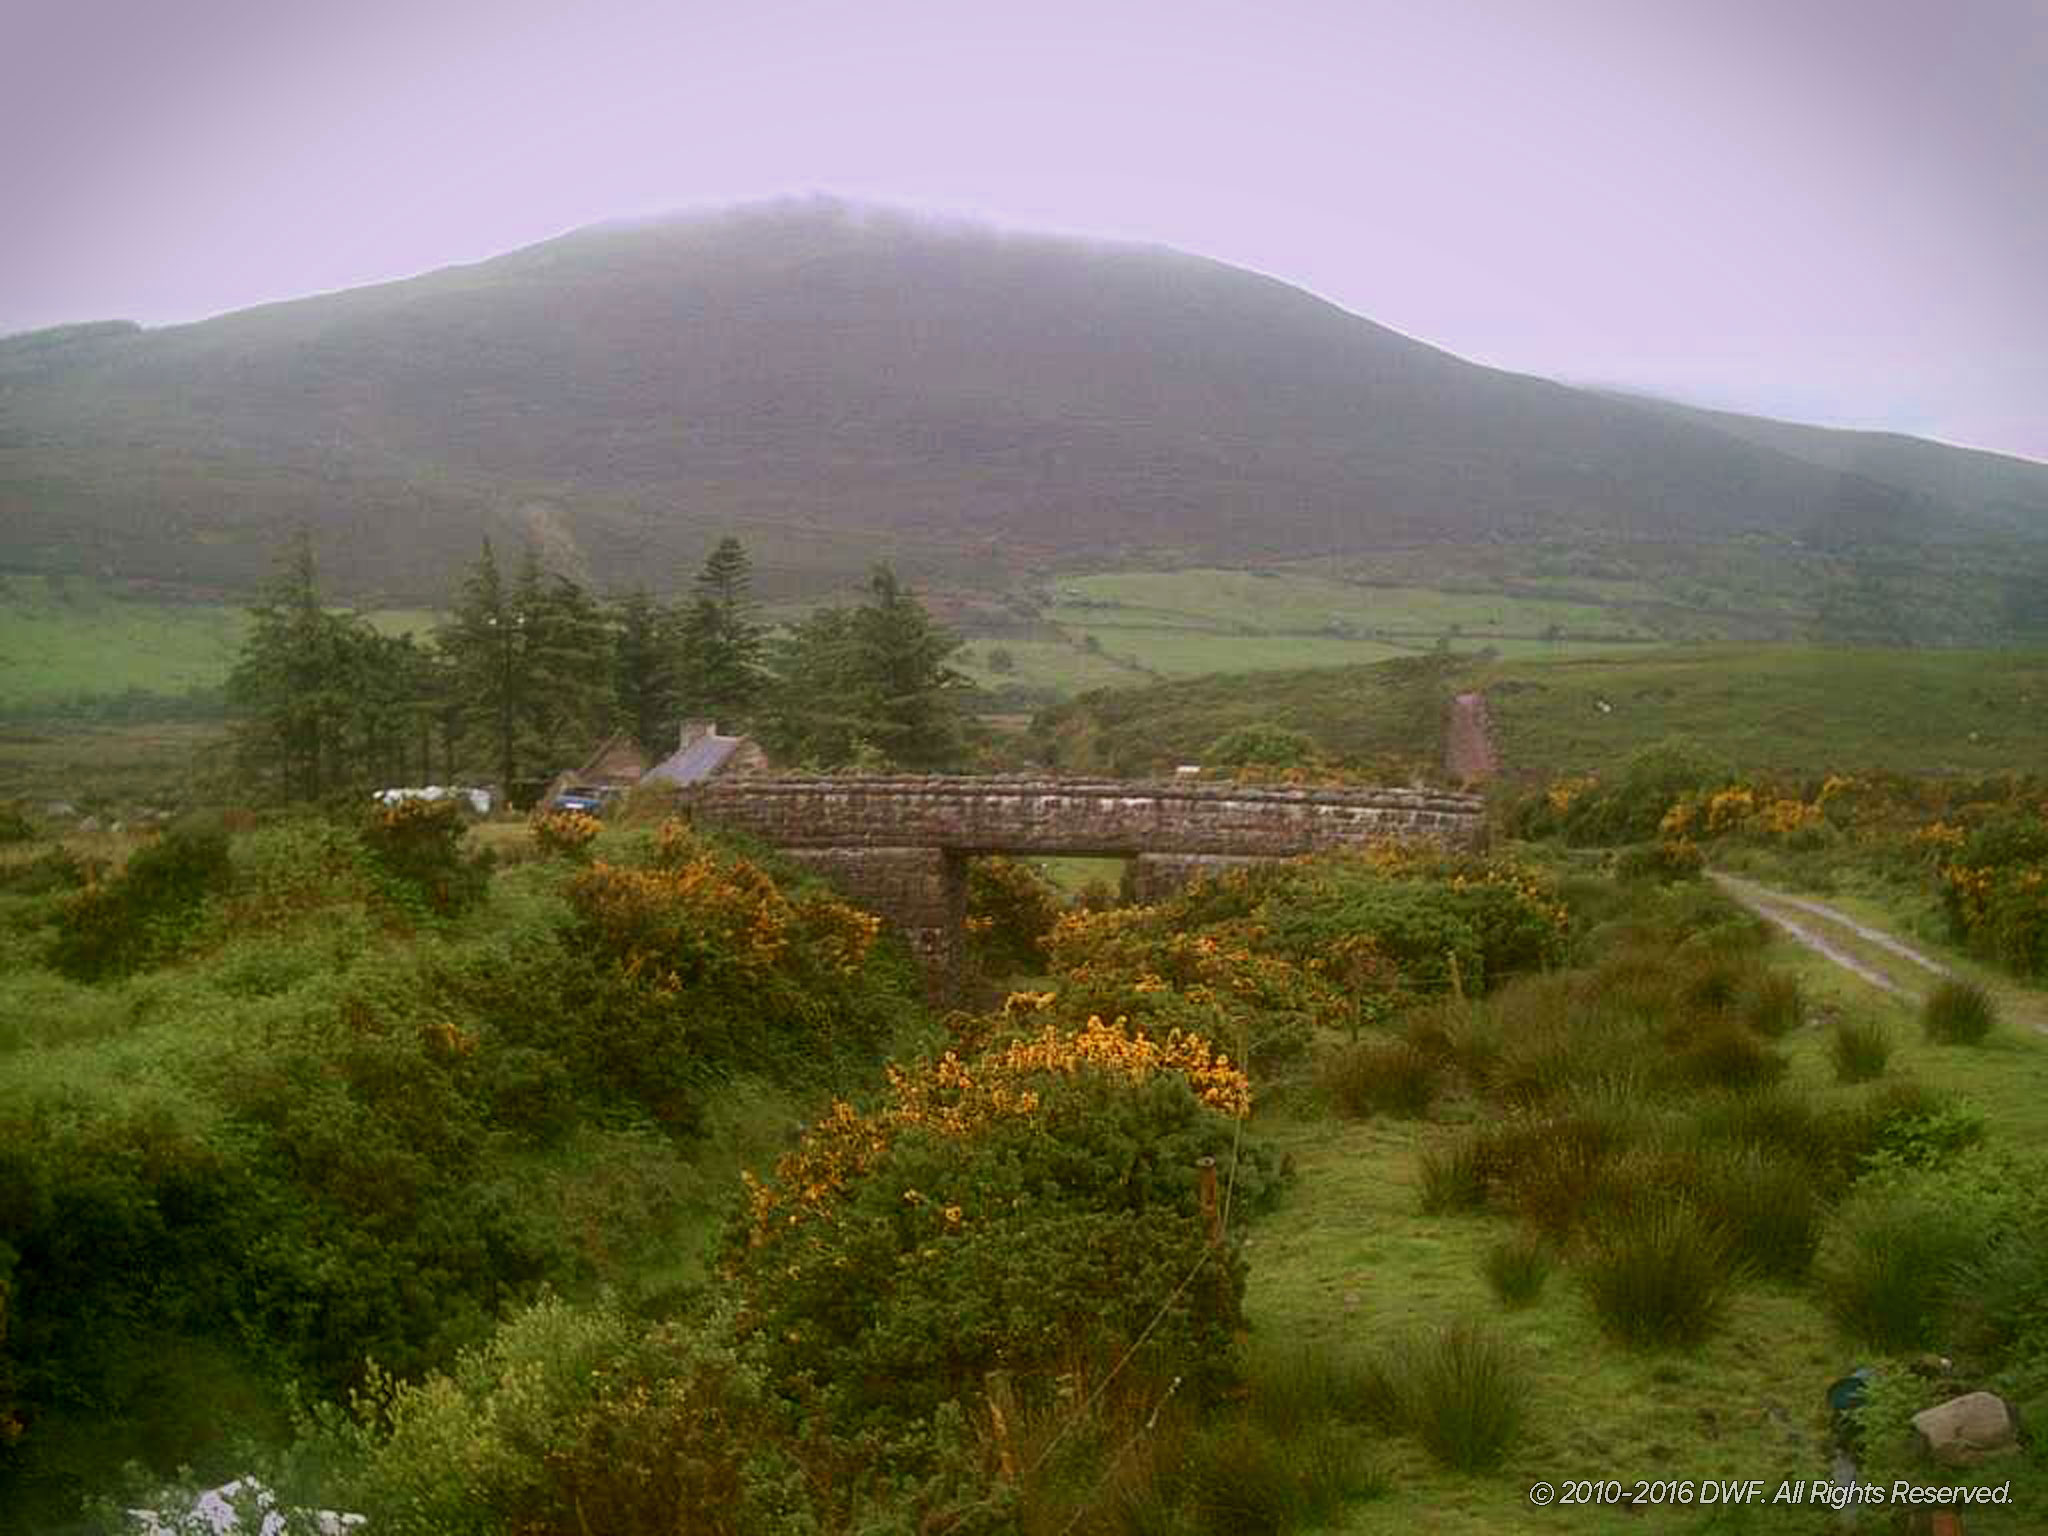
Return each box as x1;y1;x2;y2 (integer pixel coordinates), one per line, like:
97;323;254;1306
683;776;1486;992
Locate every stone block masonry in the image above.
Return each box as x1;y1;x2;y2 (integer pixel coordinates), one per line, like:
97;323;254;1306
686;776;1486;993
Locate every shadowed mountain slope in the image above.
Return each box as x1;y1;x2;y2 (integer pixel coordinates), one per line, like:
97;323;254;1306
4;200;2043;600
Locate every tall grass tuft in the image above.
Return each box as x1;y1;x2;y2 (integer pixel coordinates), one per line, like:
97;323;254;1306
1397;1320;1527;1472
1921;979;1997;1045
1690;1145;1823;1281
1580;1199;1738;1348
1736;971;1805;1037
1418;1131;1492;1214
1173;1418;1389;1536
1817;1187;1984;1351
1320;1034;1438;1119
1828;1016;1893;1084
1243;1336;1402;1436
1482;1231;1553;1308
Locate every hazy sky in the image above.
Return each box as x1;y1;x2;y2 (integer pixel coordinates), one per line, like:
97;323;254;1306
6;0;2043;459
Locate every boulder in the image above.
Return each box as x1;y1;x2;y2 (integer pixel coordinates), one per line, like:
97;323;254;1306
1912;1391;2017;1467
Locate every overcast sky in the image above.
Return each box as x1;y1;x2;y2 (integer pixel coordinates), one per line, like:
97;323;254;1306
6;0;2043;460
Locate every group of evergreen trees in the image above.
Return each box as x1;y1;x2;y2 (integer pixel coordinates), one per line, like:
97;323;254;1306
228;533;966;804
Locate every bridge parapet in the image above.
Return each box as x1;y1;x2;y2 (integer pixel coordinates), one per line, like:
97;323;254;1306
683;776;1486;994
684;775;1485;858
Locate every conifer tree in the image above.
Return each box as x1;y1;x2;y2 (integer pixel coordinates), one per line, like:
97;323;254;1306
678;536;765;720
613;588;681;757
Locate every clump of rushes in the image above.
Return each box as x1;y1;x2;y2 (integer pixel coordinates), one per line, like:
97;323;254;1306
1398;1320;1527;1472
1828;1015;1893;1084
1580;1199;1737;1348
1482;1231;1552;1308
1418;1131;1492;1214
1737;970;1804;1037
1921;979;1997;1045
1320;1034;1438;1119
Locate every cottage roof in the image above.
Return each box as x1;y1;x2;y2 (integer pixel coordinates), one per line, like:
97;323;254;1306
646;732;744;785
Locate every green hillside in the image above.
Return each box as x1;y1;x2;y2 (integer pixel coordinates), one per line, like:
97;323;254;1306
6;200;2046;611
1038;646;2048;782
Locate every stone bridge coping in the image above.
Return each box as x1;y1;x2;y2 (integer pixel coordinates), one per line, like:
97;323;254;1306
683;775;1484;815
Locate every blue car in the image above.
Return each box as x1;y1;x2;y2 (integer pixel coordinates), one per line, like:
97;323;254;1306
547;785;612;816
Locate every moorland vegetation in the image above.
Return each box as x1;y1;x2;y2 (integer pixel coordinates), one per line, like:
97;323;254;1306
2;790;2043;1533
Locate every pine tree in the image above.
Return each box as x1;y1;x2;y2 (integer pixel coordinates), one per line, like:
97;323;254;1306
439;540;528;797
228;533;353;800
848;565;964;769
757;564;963;770
678;537;765;720
613;589;681;757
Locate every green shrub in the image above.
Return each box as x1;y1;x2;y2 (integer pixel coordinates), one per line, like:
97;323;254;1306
1580;1200;1737;1348
1817;1188;1976;1351
0;802;33;844
1320;1034;1438;1119
1921;979;1997;1045
1205;723;1319;772
1482;1232;1552;1308
1829;1016;1893;1084
0;845;87;896
1397;1320;1527;1471
49;820;232;979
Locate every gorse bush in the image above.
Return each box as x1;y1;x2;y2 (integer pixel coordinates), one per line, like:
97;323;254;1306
527;808;601;859
734;1018;1260;1430
965;854;1065;976
1921;978;1997;1045
360;798;489;916
1829;1015;1893;1084
1580;1200;1737;1348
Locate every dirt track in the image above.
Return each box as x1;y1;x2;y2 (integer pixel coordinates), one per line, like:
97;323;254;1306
1711;871;2047;1036
1444;691;1497;783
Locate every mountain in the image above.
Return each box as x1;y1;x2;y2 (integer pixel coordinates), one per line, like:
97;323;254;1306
3;199;2045;601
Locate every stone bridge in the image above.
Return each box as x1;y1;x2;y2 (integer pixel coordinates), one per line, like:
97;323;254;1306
684;776;1486;989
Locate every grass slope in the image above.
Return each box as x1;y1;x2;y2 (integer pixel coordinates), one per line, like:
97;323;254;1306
1040;646;2048;781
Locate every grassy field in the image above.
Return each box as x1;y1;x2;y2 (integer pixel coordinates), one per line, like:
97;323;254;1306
0;721;230;808
1040;644;2048;782
1052;569;1652;644
0;576;245;711
1245;893;2048;1534
1474;647;2048;779
0;575;443;717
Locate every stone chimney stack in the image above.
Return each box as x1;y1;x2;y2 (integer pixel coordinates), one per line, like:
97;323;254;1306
678;719;717;750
